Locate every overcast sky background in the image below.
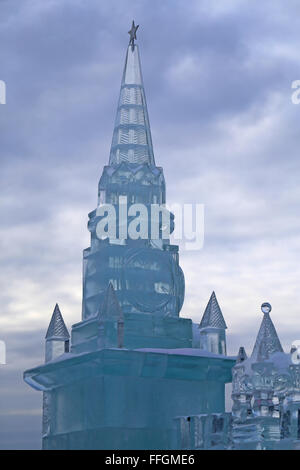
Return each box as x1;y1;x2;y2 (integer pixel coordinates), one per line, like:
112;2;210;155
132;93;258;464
1;0;300;449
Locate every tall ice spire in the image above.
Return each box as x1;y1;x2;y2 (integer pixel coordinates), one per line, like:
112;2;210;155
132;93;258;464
109;22;155;166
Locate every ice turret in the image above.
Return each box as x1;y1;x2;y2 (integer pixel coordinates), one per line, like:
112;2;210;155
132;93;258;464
231;303;285;449
100;282;124;320
231;345;253;430
98;283;124;349
199;291;227;355
45;304;70;363
251;302;283;361
236;346;247;364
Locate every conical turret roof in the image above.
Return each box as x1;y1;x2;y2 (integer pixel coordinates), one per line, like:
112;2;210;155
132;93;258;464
45;304;70;340
251;310;283;360
99;283;124;320
199;291;227;330
109;34;155;166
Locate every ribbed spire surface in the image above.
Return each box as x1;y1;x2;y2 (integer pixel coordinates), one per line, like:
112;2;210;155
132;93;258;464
199;291;227;330
45;304;70;340
109;43;155;166
251;311;283;360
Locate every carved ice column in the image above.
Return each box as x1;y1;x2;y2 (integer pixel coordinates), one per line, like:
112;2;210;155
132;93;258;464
231;348;252;422
251;358;281;448
281;364;300;447
42;305;70;442
231;347;260;449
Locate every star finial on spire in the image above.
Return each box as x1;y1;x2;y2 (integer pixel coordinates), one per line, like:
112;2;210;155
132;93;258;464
128;20;139;50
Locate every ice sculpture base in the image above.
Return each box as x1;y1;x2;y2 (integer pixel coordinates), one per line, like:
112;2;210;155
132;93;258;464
24;348;235;450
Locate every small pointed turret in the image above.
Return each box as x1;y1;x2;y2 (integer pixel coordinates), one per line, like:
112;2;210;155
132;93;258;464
98;283;124;349
45;304;70;362
100;283;124;321
46;304;70;340
251;302;283;361
199;291;227;330
109;24;155;166
199;291;227;355
236;346;248;364
232;346;252;423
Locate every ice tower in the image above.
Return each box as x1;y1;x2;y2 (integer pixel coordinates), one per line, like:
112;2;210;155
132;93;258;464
81;29;186;333
24;24;234;450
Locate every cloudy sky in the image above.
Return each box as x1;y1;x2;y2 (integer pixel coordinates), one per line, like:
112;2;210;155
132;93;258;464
1;0;300;449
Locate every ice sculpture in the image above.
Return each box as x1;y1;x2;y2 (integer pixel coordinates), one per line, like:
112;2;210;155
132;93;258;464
24;25;234;450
